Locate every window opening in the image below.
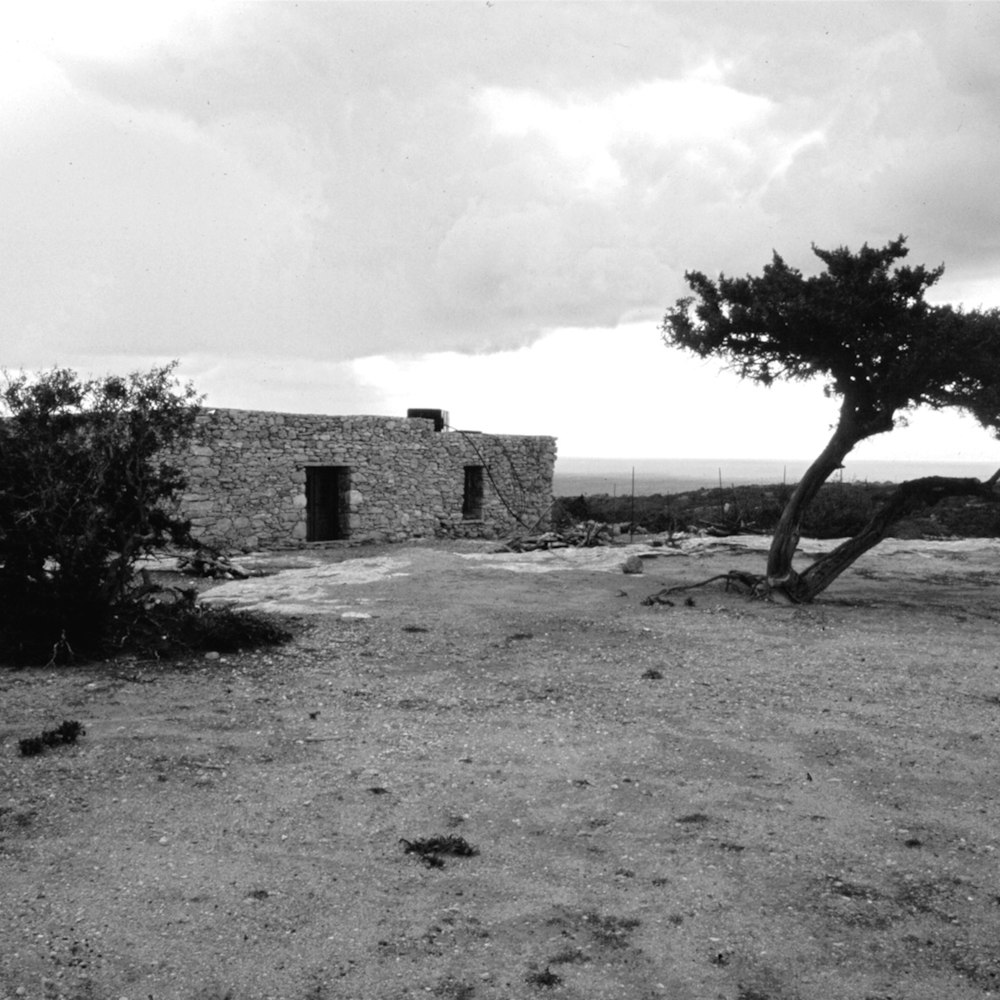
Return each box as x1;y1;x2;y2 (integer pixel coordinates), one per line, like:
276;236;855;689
463;465;484;520
306;466;350;541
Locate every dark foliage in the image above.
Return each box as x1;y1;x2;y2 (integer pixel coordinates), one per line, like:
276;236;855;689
19;719;85;757
525;967;562;988
0;363;200;660
555;482;1000;541
109;590;294;661
400;834;480;868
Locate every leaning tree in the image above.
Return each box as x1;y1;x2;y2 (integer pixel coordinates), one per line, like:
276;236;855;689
661;236;1000;603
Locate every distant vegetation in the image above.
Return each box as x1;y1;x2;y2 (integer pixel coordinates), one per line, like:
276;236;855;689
553;481;1000;540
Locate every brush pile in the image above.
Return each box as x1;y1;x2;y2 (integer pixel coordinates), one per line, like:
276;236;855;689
177;547;249;580
501;520;617;552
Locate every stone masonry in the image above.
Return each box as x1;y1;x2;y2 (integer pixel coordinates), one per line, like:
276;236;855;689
173;408;556;551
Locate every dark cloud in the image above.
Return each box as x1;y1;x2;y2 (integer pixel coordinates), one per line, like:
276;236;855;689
3;2;1000;374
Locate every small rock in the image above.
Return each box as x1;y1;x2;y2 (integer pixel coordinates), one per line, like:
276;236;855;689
158;836;169;846
621;555;644;575
204;651;221;660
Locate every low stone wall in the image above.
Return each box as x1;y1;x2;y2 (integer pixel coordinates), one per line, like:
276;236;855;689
173;408;556;550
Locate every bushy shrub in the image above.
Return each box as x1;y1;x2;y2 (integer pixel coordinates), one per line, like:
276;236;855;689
0;364;200;662
921;498;1000;537
799;484;880;538
551;495;591;530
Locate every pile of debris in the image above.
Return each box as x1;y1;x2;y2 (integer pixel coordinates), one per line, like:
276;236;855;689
501;520;617;552
177;547;249;580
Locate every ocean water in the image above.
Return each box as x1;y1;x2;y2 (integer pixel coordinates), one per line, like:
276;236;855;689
553;456;1000;497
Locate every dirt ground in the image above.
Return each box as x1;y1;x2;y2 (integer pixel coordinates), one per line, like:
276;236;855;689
2;535;1000;1000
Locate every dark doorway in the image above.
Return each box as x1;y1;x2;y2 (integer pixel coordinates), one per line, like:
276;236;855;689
463;465;484;520
306;466;350;541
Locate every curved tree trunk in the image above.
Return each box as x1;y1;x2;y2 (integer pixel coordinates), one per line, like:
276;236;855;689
766;419;862;596
787;472;1000;602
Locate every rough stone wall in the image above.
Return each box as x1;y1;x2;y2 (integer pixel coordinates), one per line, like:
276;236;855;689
172;408;556;550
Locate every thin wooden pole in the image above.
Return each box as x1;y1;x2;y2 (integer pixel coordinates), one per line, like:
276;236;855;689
630;466;635;543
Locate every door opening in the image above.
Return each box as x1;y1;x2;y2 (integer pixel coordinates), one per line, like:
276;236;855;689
306;466;350;541
463;465;484;520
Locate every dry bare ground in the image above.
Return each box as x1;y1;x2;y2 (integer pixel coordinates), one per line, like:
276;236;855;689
2;536;1000;1000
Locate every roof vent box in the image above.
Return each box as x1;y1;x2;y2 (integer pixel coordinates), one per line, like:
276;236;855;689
407;408;448;432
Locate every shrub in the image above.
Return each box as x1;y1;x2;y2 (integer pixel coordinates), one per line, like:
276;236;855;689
799;483;880;538
0;364;200;662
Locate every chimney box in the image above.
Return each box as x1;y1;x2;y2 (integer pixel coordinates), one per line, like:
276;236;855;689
407;408;448;432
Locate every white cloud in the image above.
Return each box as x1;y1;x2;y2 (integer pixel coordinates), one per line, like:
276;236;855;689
478;75;773;194
5;2;223;61
347;324;1000;464
349;324;845;459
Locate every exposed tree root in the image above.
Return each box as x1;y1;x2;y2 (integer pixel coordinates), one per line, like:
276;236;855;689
44;630;75;667
642;570;770;605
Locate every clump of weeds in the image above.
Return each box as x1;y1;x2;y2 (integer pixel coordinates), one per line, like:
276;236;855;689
19;719;85;757
583;911;641;949
526;966;562;988
400;834;479;868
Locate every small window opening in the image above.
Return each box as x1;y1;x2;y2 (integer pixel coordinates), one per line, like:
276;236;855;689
463;465;484;520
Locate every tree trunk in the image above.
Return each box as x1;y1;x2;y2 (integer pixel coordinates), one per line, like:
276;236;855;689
765;423;859;596
788;472;1000;602
766;396;902;601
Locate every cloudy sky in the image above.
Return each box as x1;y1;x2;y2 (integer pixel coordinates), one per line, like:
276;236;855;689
4;1;1000;463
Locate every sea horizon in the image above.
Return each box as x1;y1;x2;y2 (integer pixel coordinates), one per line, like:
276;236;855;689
553;455;1000;497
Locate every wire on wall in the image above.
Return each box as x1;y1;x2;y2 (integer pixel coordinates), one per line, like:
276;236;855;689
444;418;547;533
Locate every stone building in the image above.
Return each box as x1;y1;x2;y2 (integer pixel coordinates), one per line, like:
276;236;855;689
174;407;556;551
